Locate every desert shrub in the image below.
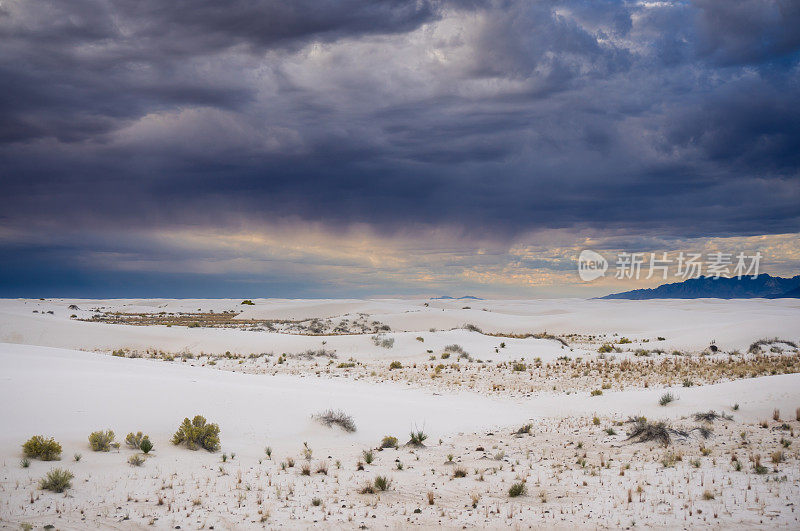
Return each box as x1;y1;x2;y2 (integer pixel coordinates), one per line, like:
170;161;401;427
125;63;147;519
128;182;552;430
590;389;603;396
598;344;614;353
453;467;467;478
39;468;74;493
659;393;675;406
626;418;684;446
508;482;526;497
125;431;151;450
21;457;30;468
512;362;527;372
381;435;398;448
171;415;221;451
374;475;392;491
311;497;322;506
139;438;153;454
240;300;255;305
389;361;403;370
362;449;375;464
314;409;356;432
128;454;145;467
516;423;533;434
372;335;395;348
408;429;428;446
22;436;62;461
88;430;116;452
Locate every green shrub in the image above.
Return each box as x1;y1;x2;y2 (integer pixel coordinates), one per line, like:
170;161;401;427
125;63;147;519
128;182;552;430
22;435;62;461
125;431;151;450
408;430;428;446
508;481;526;497
88;430;116;452
374;475;392;491
598;344;614;353
362;449;374;464
171;415;221;451
39;468;74;493
128;454;145;467
389;361;403;370
139;437;153;454
659;392;675;406
381;435;398;449
241;300;255;305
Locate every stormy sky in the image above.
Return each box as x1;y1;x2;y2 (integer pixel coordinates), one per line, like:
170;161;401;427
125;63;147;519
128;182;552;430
1;0;799;297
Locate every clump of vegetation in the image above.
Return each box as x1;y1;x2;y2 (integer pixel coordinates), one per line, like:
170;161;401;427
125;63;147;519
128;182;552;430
512;362;527;372
125;431;152;450
693;410;732;423
389;360;403;370
591;389;603;396
626;418;683;446
408;429;428;447
508;481;526;497
128;454;145;467
140;438;153;454
362;449;375;464
240;299;255;305
659;392;675;406
515;423;533;435
22;436;62;461
39;468;74;493
373;475;392;491
598;344;614;353
171;415;221;451
381;435;398;449
372;335;395;348
88;430;117;452
748;337;797;354
314;409;357;432
453;467;467;478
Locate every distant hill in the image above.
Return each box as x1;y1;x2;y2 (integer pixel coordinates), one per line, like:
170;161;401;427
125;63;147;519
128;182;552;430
601;274;800;300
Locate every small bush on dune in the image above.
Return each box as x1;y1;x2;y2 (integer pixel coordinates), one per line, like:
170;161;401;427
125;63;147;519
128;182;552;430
128;454;145;467
171;415;221;451
22;436;62;461
125;431;151;450
408;429;428;447
88;430;117;452
240;300;255;305
659;393;675;406
373;475;392;491
508;481;526;497
389;360;403;370
381;435;398;448
314;409;357;432
139;438;153;454
39;468;74;493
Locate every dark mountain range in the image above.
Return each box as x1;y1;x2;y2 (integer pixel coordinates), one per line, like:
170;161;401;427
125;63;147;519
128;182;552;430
601;274;800;300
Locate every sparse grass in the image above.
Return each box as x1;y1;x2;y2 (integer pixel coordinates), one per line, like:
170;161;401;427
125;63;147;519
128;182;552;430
362;449;374;464
626;418;680;446
20;457;30;468
374;475;392;491
453;467;467;478
659;392;675;406
773;408;781;421
39;468;74;493
128;454;145;467
314;409;357;432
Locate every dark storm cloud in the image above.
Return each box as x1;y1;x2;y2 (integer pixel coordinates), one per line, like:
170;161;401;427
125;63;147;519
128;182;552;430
0;0;799;295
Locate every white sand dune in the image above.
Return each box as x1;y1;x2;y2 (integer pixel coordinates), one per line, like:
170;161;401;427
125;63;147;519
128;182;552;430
1;298;799;529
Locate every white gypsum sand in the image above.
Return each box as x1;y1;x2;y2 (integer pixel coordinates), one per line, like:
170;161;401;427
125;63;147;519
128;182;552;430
1;297;799;528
